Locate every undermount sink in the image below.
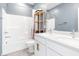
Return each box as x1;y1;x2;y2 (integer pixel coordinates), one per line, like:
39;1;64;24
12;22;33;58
36;31;79;41
37;32;72;39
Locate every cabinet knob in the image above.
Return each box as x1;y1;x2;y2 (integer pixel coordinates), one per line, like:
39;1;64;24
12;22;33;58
37;43;39;51
6;41;7;44
5;32;8;34
5;36;11;38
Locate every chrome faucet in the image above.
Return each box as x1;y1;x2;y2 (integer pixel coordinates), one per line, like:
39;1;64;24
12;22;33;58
48;28;52;33
72;30;75;39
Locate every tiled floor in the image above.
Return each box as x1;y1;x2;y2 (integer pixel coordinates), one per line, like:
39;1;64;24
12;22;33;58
4;49;34;56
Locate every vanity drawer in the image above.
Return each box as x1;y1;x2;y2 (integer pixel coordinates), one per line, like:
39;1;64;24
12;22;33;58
35;35;46;45
47;47;60;56
46;39;79;56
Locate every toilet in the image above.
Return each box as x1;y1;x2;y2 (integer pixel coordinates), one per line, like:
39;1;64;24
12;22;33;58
25;39;35;54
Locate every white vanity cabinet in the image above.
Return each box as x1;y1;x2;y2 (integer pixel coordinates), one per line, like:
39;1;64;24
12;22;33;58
35;41;46;56
34;36;46;56
35;34;79;56
46;38;79;56
34;35;60;56
47;48;60;56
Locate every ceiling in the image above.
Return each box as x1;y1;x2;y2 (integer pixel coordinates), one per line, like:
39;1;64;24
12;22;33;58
27;3;61;11
27;3;36;5
45;3;61;11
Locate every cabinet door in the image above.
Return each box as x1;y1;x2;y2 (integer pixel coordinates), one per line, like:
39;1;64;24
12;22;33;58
38;43;46;56
47;48;60;56
34;41;39;56
35;41;46;56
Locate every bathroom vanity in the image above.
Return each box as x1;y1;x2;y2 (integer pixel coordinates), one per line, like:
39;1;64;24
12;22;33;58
34;32;79;56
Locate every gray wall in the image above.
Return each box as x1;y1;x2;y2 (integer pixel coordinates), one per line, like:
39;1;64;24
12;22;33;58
48;3;79;32
0;5;2;55
2;3;32;17
0;3;32;55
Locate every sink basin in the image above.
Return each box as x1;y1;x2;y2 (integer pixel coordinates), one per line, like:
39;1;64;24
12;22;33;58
37;32;72;39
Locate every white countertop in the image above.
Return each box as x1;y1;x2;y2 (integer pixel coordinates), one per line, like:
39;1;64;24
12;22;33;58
35;32;79;50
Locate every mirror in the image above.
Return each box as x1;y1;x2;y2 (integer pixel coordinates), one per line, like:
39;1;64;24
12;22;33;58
46;3;79;32
46;12;55;32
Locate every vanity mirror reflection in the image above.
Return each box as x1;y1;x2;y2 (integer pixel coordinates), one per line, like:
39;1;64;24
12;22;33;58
46;3;78;32
46;12;55;33
46;3;79;39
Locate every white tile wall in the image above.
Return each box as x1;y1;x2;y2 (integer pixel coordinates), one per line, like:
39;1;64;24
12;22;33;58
2;8;33;55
